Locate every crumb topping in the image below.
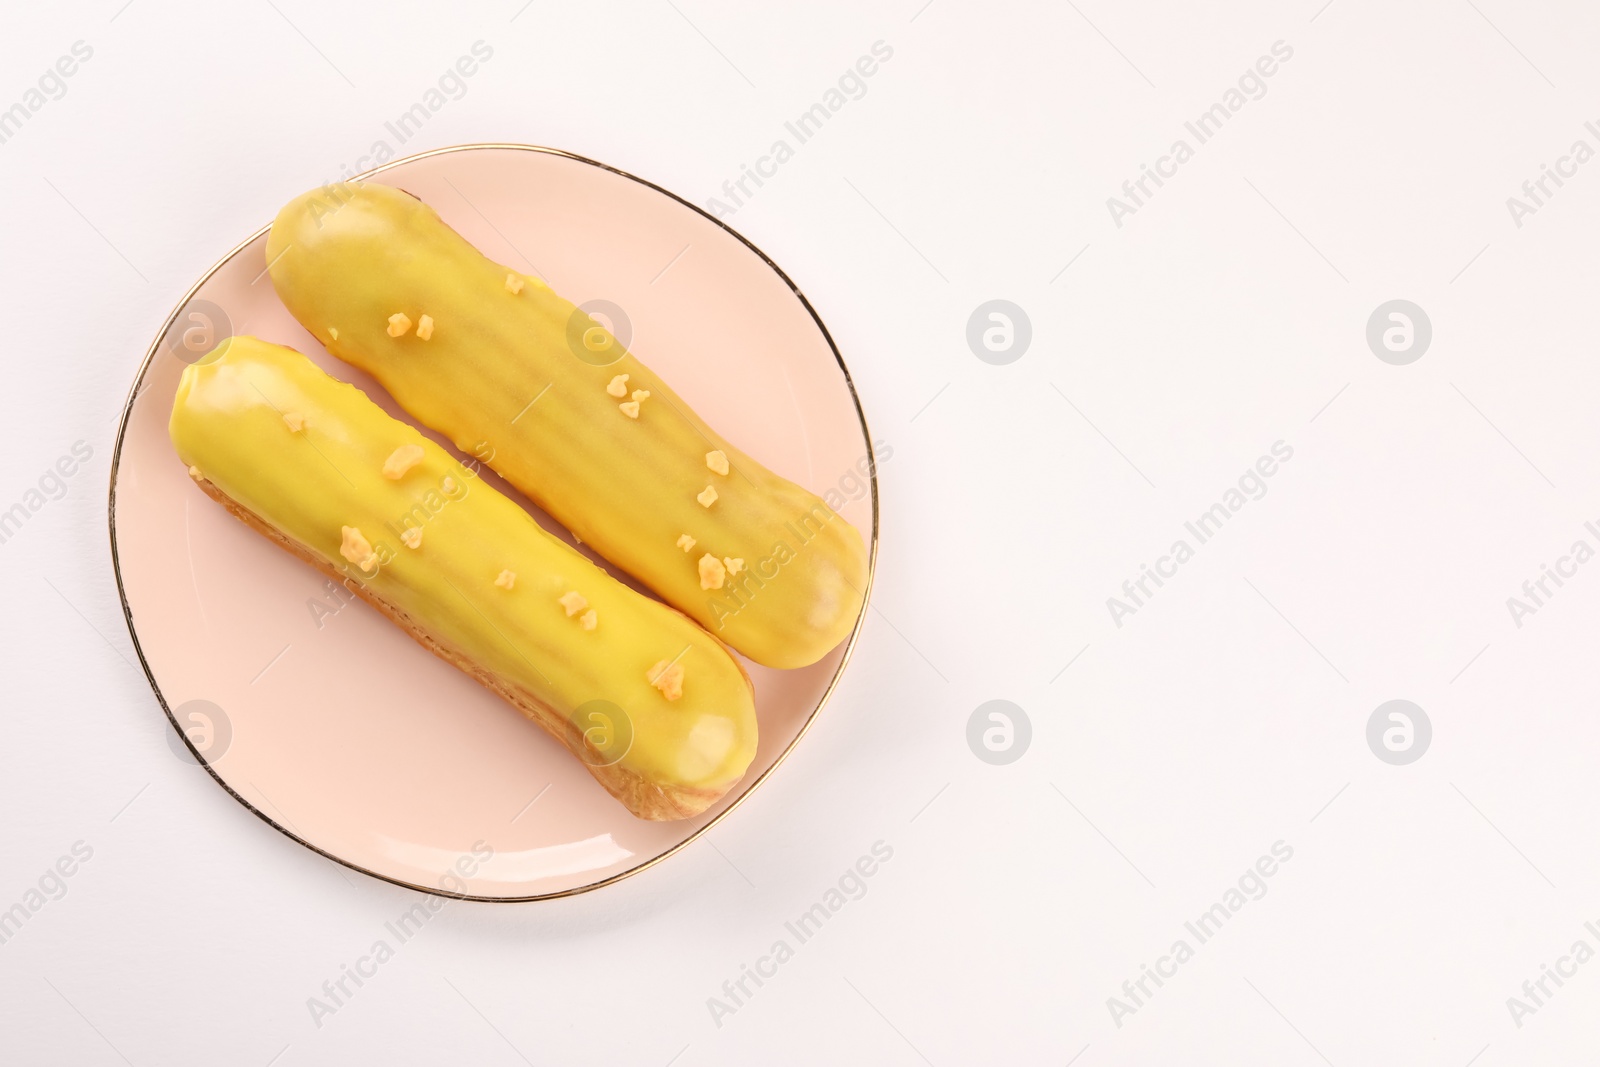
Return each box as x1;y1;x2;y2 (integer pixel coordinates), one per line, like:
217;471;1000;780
495;569;516;590
724;557;745;575
187;465;201;479
648;659;685;701
340;526;377;571
676;533;696;552
558;591;588;616
698;554;726;590
387;313;412;337
579;609;597;631
328;327;338;340
619;400;641;419
631;389;651;402
697;485;718;508
705;450;729;476
382;444;425;480
505;274;525;295
606;374;630;398
416;314;434;341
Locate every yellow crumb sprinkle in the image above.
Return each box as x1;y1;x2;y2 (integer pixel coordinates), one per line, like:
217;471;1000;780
631;389;651;402
328;327;339;341
187;465;202;479
401;527;423;550
495;570;516;590
382;444;425;480
724;557;745;575
705;450;729;476
676;533;696;552
648;659;685;701
558;591;588;616
579;609;597;631
416;314;434;341
387;313;412;337
505;274;525;295
442;476;458;494
606;374;630;398
340;526;377;571
698;554;726;590
697;485;718;508
283;412;306;432
619;400;641;419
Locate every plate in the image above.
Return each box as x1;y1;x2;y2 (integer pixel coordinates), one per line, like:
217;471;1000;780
109;144;877;900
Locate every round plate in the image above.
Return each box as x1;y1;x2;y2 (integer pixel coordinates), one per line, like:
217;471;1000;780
109;145;877;900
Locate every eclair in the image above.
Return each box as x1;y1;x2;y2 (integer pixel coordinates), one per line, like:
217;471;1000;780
266;182;869;669
169;336;758;820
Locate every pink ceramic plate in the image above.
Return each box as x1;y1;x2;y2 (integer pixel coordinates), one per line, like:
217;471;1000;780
109;145;877;900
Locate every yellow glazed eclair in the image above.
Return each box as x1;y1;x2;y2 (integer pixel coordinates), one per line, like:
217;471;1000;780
169;335;757;820
266;182;868;670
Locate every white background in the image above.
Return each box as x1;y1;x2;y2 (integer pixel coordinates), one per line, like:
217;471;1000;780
3;0;1600;1063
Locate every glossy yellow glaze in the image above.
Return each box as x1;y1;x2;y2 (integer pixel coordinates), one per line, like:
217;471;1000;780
169;336;757;793
266;182;867;669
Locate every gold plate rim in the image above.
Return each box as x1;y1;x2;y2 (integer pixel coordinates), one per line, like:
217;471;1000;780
106;142;880;903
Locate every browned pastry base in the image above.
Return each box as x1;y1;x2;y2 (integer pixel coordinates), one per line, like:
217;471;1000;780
189;472;744;821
